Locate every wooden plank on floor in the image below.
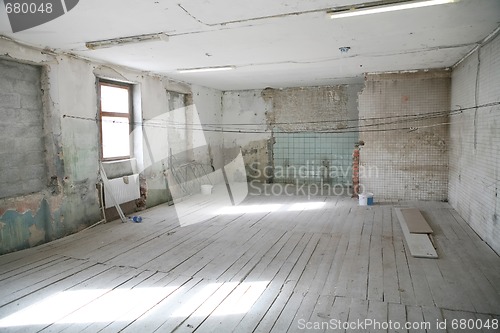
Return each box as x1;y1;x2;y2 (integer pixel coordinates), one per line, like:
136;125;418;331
118;276;203;333
346;298;368;333
0;254;65;282
0;263;109;319
382;210;400;304
368;207;384;302
100;274;194;333
73;270;164;333
248;233;317;332
351;208;373;300
182;226;268;280
400;208;433;234
40;270;159;333
334;209;364;298
367;300;388;333
185;280;267;333
0;266;140;333
0;258;94;308
230;232;304;332
436;233;500;315
406;305;426;333
265;234;322;333
220;229;288;283
420;258;475;312
107;222;225;269
421;305;446;333
157;279;240;332
306;294;336;332
287;291;322;333
387;302;407;333
395;208;438;259
393;237;417;306
324;296;351;333
80;221;180;263
293;233;333;294
1;197;499;333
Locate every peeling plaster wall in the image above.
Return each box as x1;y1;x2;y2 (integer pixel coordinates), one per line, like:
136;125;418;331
221;86;362;183
358;71;450;201
270;86;350;132
191;86;224;171
0;38;223;254
449;33;500;254
222;90;272;182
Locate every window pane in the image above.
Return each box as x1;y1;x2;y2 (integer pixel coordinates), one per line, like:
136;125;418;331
102;116;130;158
101;85;129;113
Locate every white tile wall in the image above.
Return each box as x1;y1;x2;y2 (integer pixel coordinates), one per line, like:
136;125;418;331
449;32;500;254
358;71;450;201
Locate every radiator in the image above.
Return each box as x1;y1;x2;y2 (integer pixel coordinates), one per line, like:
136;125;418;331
104;174;140;208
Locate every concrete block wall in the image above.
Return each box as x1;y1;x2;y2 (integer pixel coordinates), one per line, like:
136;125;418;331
359;71;450;201
0;59;46;198
0;38;224;255
449;32;500;254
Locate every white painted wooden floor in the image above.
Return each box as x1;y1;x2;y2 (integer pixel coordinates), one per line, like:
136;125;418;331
0;192;499;333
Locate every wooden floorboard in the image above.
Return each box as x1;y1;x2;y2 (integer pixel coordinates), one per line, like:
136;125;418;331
0;195;499;332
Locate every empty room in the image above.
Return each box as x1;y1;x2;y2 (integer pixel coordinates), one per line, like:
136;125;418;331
0;0;499;332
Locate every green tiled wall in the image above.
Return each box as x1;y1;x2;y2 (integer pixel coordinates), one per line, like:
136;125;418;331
273;131;358;186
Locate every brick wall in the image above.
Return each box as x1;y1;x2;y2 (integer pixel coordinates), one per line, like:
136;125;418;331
449;32;500;254
0;59;46;198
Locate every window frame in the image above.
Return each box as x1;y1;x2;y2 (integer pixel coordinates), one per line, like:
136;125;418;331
98;79;133;161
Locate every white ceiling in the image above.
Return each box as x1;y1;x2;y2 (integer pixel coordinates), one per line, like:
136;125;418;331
0;0;499;90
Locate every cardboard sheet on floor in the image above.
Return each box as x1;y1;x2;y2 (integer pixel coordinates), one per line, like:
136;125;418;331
400;208;433;234
395;208;438;259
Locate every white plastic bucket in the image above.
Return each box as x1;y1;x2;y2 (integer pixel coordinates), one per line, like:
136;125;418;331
201;184;213;195
359;192;374;206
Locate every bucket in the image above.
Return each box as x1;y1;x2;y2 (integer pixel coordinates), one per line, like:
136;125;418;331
359;192;374;206
201;184;213;195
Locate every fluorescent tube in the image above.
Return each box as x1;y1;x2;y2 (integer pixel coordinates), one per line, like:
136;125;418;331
177;66;235;74
86;33;169;50
329;0;456;19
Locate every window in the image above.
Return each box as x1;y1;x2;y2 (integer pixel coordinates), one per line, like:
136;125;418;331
98;80;132;160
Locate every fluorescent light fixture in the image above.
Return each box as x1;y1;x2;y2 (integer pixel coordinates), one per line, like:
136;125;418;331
177;66;235;74
86;32;169;50
328;0;456;19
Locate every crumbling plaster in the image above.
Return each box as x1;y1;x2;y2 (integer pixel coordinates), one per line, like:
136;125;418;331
0;38;224;254
221;85;362;183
